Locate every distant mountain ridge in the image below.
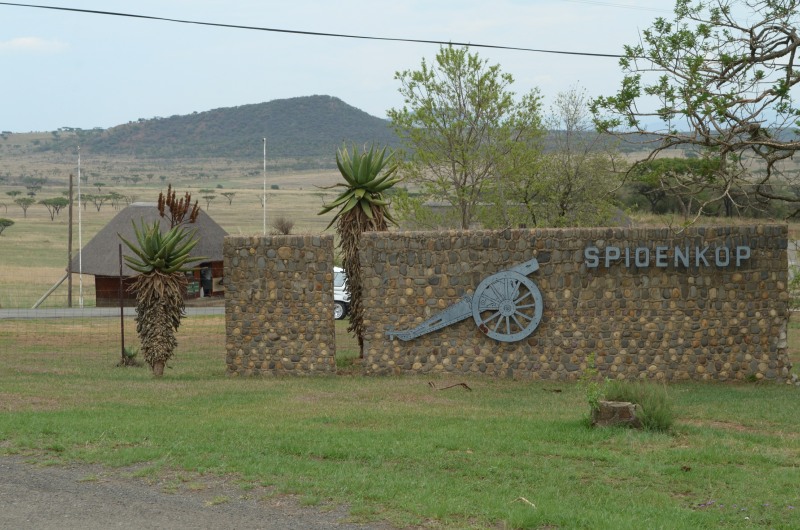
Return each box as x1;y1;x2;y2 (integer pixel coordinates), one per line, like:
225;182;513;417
42;95;401;168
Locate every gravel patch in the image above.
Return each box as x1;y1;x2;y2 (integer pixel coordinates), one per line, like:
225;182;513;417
0;455;398;530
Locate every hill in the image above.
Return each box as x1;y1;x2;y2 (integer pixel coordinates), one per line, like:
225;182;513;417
38;95;401;169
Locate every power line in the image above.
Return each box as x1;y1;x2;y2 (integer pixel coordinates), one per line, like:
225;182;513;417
559;0;671;13
0;1;625;59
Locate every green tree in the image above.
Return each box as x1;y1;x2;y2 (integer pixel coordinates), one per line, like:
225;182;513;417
630;157;722;219
39;197;69;221
388;45;544;229
119;187;201;376
89;193;112;212
592;0;800;218
14;197;35;218
0;218;13;235
483;87;622;228
5;190;21;199
318;145;400;356
221;192;236;205
202;195;216;209
109;192;125;210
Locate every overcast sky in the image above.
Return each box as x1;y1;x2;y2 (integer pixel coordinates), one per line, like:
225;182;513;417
0;0;674;133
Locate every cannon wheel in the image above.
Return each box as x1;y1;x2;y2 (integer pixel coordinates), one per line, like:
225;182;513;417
471;271;543;342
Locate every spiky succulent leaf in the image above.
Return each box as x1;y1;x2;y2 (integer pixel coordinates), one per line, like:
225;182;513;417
318;144;401;228
120;221;205;275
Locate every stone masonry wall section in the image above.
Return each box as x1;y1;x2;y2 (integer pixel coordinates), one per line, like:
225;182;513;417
359;225;790;382
224;234;335;376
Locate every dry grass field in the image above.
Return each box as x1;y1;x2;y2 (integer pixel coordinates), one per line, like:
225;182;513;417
0;155;344;308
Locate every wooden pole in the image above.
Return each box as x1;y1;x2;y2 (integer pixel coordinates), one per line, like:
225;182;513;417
119;243;126;364
67;173;73;307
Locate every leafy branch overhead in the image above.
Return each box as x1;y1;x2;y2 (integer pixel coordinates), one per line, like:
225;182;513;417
591;0;800;218
318;144;401;229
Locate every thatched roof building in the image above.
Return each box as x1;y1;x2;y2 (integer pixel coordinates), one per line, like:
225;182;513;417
68;203;227;306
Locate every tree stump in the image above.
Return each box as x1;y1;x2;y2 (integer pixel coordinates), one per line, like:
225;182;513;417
591;400;642;428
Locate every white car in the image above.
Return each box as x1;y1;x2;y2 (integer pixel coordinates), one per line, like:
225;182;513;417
333;266;350;320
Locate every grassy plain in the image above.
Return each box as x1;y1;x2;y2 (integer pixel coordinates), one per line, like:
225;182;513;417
2;148;800;528
1;318;799;529
0;162;342;308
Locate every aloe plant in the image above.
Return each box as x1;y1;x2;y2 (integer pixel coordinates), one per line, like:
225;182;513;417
119;220;203;375
319;144;401;356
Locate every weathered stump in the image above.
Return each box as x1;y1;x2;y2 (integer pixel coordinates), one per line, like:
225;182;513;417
591;400;642;428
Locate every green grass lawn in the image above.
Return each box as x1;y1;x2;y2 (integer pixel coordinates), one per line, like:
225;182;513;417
2;178;798;528
1;317;799;529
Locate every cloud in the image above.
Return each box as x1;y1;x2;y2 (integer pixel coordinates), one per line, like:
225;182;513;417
0;37;66;54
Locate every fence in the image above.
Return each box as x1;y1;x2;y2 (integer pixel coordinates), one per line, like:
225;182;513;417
0;269;224;362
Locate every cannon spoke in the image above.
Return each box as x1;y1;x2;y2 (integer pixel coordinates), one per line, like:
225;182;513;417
472;271;543;342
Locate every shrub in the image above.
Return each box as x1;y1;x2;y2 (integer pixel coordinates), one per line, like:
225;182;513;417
579;352;605;412
271;216;294;235
603;380;674;432
270;184;280;190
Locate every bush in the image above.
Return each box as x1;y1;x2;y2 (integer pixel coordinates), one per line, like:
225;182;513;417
579;352;604;412
270;184;280;190
271;216;294;235
603;380;674;432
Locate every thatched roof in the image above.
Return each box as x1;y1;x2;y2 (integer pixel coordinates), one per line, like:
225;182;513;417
67;203;228;277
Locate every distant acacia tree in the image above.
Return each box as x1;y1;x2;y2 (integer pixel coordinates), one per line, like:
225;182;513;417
14;197;35;218
202;195;216;209
40;197;69;221
0;218;13;235
221;192;236;205
109;192;125;210
89;194;111;212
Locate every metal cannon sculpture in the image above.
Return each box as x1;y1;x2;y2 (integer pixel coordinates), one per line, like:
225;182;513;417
385;257;544;343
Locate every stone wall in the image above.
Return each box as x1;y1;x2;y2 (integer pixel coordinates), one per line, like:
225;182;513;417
224;234;336;376
359;225;790;382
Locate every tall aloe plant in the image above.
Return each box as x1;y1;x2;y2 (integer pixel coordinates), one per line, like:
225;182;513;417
119;220;203;375
319;144;401;356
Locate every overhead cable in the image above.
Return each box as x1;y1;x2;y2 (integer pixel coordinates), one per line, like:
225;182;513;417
0;1;625;59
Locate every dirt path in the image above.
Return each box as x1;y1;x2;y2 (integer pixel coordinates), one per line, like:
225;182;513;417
0;455;395;530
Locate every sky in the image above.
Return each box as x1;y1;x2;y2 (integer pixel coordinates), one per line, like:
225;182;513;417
0;0;675;133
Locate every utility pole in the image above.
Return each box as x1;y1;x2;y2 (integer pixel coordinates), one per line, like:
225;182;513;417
263;137;267;235
77;146;83;308
67;172;73;307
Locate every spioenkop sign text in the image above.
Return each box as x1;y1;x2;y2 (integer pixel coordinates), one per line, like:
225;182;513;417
584;244;751;269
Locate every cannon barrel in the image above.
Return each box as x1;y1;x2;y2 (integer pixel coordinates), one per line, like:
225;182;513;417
385;256;542;342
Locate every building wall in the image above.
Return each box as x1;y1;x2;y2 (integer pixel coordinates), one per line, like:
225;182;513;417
95;276;137;307
223;234;336;376
359;225;790;382
95;262;224;306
